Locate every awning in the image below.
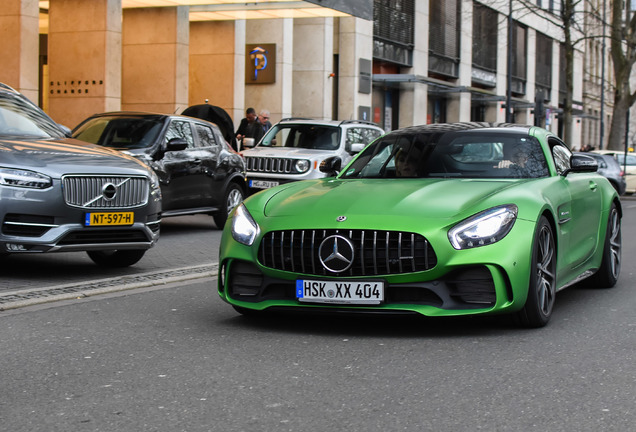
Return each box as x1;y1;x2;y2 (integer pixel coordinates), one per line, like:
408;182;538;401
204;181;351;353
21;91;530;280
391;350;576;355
39;0;373;21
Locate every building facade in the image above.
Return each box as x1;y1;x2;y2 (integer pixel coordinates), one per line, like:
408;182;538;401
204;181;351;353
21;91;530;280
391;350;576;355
0;0;597;148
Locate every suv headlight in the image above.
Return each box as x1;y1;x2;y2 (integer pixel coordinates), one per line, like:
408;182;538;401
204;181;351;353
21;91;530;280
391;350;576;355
232;204;259;246
295;159;310;173
448;205;518;250
0;168;52;189
148;170;161;198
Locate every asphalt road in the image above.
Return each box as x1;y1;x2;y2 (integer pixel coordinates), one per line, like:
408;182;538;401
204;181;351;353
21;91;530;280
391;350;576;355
1;201;635;431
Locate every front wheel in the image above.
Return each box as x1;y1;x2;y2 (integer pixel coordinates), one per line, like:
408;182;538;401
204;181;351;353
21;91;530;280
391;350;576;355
87;249;146;267
213;183;244;229
515;216;557;328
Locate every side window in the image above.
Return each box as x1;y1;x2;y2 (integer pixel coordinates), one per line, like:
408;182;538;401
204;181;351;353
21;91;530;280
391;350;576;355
550;138;572;175
165;120;194;149
195;124;218;148
346;127;382;147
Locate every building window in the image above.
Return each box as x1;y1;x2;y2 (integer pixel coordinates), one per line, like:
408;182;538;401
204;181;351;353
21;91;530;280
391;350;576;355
510;21;527;95
429;0;460;79
472;2;498;88
373;0;414;66
535;32;553;96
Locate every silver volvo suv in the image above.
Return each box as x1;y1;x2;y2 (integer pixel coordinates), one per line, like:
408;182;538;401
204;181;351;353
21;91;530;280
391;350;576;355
0;83;162;267
241;118;384;193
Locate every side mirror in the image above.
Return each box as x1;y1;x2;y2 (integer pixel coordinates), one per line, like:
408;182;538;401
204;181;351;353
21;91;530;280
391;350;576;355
564;153;598;175
166;137;188;151
58;124;72;137
319;156;342;176
243;137;255;148
350;143;365;154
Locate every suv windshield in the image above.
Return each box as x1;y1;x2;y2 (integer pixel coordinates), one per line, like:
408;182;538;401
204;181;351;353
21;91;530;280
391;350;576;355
259;124;340;150
0;93;65;138
342;131;549;180
74;116;164;149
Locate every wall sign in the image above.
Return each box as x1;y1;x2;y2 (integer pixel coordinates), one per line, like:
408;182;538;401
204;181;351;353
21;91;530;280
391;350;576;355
245;43;276;84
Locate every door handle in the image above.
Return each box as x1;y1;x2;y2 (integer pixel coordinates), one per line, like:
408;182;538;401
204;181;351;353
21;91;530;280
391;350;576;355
589;181;598;191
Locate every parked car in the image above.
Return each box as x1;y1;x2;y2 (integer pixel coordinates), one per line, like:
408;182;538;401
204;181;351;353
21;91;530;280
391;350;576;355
240;118;384;193
218;123;621;328
591;149;636;194
0;83;161;267
73;112;246;228
576;152;626;195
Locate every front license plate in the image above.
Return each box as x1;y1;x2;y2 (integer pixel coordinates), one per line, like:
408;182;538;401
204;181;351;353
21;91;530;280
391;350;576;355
296;279;384;305
84;212;134;226
249;179;279;189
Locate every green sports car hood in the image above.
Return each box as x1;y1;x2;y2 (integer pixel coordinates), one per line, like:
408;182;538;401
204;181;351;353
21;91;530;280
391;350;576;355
260;178;529;221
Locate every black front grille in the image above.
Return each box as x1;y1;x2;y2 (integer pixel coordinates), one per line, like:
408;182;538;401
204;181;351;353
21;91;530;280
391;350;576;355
258;229;437;277
57;229;150;245
2;214;56;237
245;157;297;174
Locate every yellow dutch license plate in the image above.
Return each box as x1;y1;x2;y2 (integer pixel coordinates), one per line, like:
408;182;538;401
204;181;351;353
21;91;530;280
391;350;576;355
84;212;134;226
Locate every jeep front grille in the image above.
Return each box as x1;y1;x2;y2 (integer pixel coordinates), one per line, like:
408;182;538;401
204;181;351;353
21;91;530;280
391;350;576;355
62;176;149;209
245;157;297;174
258;229;437;277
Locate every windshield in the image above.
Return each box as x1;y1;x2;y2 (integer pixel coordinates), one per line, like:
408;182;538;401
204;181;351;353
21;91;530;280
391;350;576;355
258;124;340;150
73;116;164;149
0;93;65;138
341;130;549;180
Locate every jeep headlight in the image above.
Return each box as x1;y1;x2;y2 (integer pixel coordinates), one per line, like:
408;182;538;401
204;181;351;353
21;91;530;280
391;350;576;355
448;205;518;250
0;168;52;189
295;159;310;173
232;203;259;246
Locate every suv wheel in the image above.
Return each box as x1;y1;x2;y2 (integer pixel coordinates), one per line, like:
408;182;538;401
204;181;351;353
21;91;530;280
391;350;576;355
213;183;244;229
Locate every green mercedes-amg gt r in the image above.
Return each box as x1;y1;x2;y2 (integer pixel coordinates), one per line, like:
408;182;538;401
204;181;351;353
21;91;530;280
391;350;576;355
217;123;622;327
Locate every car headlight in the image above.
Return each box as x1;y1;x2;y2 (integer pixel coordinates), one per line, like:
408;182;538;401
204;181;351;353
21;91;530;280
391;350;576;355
295;159;310;173
232;203;259;246
448;205;518;250
148;170;161;197
0;168;52;189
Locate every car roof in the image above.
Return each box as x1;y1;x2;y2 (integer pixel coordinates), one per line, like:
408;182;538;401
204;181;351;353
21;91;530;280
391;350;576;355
275;118;383;129
387;122;534;136
80;111;223;128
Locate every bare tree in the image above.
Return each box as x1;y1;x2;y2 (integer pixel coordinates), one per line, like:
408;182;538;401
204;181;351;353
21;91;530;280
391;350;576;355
607;0;636;150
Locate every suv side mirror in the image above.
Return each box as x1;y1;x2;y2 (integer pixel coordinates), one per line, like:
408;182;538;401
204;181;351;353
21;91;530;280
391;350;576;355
350;143;365;153
319;156;341;176
166;137;188;151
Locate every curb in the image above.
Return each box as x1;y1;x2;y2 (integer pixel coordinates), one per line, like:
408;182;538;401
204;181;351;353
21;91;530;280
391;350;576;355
0;263;218;311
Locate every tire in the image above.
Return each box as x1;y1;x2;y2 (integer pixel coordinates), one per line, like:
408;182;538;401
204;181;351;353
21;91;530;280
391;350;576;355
87;249;146;267
589;203;621;288
516;216;557;328
213;183;244;229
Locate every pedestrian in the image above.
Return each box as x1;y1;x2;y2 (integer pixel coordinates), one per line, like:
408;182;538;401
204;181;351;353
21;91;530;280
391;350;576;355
258;109;272;134
235;107;263;149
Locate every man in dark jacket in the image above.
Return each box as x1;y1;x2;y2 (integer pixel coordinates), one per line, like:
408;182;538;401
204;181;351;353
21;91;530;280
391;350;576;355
235;107;263;148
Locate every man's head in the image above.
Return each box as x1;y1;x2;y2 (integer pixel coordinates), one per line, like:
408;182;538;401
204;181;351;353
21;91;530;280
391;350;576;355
258;110;270;124
246;107;257;122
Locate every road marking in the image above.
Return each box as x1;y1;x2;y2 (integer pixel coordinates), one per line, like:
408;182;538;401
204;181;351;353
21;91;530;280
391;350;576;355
0;263;217;311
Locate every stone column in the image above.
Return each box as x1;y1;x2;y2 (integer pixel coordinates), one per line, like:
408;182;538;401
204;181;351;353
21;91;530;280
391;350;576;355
338;17;373;121
293;17;334;120
122;6;189;114
0;0;39;102
48;0;122;127
245;18;293;123
399;0;428;129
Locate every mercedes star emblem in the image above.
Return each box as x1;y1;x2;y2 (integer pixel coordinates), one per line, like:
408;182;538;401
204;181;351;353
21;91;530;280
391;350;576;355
318;234;355;273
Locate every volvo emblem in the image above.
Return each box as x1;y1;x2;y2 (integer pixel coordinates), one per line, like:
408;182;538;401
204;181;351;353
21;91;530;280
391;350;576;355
318;235;355;273
336;216;347;222
102;183;118;201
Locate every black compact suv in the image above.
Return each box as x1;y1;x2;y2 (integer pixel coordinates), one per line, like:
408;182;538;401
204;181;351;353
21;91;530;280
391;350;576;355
73;112;247;228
